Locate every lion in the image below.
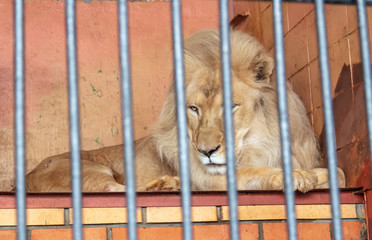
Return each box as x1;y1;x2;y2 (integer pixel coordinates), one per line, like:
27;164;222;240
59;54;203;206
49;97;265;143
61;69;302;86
25;29;345;193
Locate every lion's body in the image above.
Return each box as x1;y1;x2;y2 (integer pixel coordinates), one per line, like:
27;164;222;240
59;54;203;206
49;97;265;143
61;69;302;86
27;136;176;192
25;30;345;192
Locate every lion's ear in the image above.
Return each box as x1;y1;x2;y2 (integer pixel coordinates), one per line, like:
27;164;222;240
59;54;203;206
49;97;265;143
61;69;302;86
251;52;274;83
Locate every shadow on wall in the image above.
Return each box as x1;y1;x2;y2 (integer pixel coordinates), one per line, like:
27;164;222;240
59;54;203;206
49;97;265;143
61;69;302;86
320;63;371;189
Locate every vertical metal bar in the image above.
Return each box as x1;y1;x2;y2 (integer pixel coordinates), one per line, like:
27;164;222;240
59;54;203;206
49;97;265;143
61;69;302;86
118;1;137;240
356;0;372;179
314;1;343;239
272;1;298;239
66;1;83;240
14;0;26;239
170;1;193;240
218;1;239;240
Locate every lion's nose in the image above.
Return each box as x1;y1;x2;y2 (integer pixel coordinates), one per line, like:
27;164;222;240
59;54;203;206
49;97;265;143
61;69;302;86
198;145;221;158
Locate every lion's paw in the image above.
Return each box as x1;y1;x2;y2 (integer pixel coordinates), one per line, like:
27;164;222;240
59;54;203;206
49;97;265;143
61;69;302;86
293;169;318;193
267;170;285;191
313;167;346;189
145;175;180;191
267;169;317;193
103;183;126;192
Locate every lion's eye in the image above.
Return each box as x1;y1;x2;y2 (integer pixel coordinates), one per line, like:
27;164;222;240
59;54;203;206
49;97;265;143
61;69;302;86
188;105;199;115
233;103;239;112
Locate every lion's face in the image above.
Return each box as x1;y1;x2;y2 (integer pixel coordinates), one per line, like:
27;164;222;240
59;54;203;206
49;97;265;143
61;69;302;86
185;70;263;175
180;30;275;175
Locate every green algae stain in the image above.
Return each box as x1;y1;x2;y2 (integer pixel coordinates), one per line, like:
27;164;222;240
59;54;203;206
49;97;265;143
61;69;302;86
90;83;96;92
110;128;120;135
90;83;103;97
94;137;105;147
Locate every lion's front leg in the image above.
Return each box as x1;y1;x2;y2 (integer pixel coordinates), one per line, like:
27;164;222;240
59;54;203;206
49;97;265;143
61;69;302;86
266;169;318;192
236;167;318;193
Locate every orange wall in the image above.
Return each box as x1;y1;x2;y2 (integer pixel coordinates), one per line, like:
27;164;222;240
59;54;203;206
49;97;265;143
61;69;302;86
0;0;233;191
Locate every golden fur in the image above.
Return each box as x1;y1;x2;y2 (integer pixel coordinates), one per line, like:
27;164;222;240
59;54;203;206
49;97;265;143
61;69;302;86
26;29;345;192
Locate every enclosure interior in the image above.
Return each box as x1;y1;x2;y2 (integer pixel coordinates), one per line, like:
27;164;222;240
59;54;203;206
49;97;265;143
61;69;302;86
1;0;371;191
0;0;371;239
0;0;372;191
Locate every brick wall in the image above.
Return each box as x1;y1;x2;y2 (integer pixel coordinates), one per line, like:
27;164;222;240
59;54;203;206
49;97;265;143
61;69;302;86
0;202;366;240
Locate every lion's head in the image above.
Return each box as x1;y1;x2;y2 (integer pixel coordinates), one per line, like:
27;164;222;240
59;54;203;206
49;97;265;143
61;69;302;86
154;30;278;175
154;30;319;184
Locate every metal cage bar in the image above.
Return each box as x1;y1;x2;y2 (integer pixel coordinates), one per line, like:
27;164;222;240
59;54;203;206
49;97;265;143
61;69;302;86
171;1;193;240
218;1;239;240
118;1;137;240
13;1;372;240
272;0;298;239
356;0;372;180
66;0;83;239
314;0;343;239
14;0;26;239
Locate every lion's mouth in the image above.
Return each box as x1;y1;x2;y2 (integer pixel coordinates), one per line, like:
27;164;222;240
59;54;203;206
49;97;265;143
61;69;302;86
204;162;227;174
206;163;226;167
198;155;227;174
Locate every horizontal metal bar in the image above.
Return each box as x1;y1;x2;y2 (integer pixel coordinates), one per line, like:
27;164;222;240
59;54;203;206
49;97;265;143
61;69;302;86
235;0;372;6
118;1;137;240
14;0;26;239
171;1;193;240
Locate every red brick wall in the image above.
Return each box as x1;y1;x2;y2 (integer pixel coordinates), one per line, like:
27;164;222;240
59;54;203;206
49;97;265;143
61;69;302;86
0;202;366;240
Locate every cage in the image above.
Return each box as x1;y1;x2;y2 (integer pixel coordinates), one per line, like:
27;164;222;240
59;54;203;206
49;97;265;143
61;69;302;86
0;0;371;239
